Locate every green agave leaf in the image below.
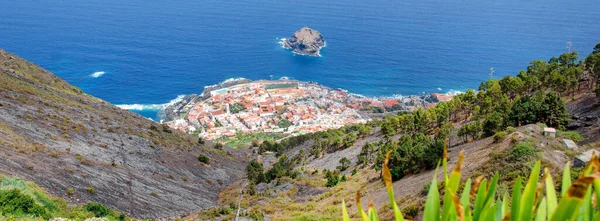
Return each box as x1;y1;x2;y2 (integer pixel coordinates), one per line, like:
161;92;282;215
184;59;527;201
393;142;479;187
460;178;472;208
473;179;488;221
535;197;547;221
510;177;523;221
442;190;454;221
550;176;597;221
424;167;441;221
580;187;592;221
495;198;503;221
594;179;600;213
544;168;557;219
383;151;404;221
501;193;509;220
356;186;370;221
483;174;499;209
562;163;571;197
518;161;541;221
447;152;464;194
342;200;351;221
480;203;496;221
368;202;380;221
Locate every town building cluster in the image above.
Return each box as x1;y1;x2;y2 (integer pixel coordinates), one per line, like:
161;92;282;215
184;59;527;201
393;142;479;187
166;80;371;140
165;79;456;141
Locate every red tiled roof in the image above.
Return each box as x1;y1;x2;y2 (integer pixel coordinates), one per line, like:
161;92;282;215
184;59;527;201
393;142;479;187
382;99;400;107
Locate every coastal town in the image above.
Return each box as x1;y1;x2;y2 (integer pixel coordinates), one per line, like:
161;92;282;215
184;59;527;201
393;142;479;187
164;78;455;141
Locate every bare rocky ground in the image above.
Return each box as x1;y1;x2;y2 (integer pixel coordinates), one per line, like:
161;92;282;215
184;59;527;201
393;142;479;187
0;49;250;219
566;92;600;145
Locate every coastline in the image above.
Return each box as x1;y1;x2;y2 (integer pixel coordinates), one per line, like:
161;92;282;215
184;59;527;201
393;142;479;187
152;77;462;142
118;77;464;122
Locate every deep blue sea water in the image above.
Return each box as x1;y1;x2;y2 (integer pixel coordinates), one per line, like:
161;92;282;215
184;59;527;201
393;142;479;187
1;0;599;120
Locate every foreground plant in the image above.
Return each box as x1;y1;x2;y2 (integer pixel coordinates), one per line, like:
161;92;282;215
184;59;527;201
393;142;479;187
342;147;600;221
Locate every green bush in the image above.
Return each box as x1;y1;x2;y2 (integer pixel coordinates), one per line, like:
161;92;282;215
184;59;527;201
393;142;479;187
0;189;49;219
83;202;111;217
505;126;516;134
510;142;536;160
401;203;420;218
493;131;507;143
561;131;583;142
325;171;339;188
197;154;210;164
213;143;223;150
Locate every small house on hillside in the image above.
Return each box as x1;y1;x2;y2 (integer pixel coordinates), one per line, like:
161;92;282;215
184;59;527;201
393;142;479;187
562;139;578;150
574;149;600;167
543;127;556;137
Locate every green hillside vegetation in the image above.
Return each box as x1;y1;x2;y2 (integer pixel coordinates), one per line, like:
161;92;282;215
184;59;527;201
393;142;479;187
372;45;600;182
342;148;600;221
0;175;126;221
222;44;600;220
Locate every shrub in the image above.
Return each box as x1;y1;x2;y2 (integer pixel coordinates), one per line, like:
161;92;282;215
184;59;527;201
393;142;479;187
213;143;223;150
561;131;583;142
337;157;351;171
493;131;507;143
505;126;516;134
351;168;358;176
0;189;49;219
198;137;205;145
509;142;536;160
83;202;111;217
325;171;339;188
245;160;265;184
87;186;95;194
66;188;74;195
401;203;420;218
197;154;210;164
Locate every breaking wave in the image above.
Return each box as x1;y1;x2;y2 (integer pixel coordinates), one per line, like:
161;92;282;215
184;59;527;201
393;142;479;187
446;89;464;95
278;38;287;48
90;71;105;78
116;95;185;111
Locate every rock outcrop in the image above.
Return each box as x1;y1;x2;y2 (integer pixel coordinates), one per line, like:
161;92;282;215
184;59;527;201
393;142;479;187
283;27;325;57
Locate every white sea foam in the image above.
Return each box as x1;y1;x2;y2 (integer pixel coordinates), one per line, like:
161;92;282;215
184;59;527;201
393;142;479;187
116;95;186;111
90;71;105;78
278;38;288;49
446;89;464;95
437;87;442;91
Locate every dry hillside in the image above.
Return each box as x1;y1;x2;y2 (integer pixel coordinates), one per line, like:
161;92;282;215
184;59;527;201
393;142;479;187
0;49;249;219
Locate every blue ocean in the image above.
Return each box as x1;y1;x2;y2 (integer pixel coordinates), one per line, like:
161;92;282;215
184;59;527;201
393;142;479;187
1;0;598;120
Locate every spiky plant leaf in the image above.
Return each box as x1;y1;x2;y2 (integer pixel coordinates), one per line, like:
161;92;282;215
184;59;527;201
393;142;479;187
550;176;598;221
342;200;351;221
356;185;370;221
562;163;571;197
472;179;488;221
368;201;380;221
518;161;541;221
543;168;557;218
510;177;523;221
383;151;404;221
424;167;440;221
535;197;547;221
